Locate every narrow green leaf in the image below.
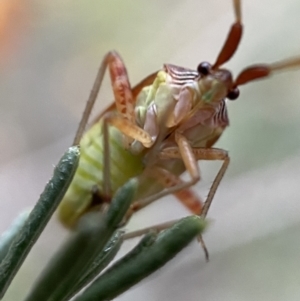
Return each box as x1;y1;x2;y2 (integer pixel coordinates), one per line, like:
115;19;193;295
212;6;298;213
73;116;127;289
24;178;137;301
0;146;80;299
0;210;31;264
64;230;123;301
75;215;206;301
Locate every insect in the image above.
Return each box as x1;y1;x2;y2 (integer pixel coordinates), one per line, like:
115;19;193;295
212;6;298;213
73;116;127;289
57;0;300;240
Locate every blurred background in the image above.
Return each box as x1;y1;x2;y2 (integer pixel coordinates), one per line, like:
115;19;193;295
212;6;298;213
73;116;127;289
1;0;300;300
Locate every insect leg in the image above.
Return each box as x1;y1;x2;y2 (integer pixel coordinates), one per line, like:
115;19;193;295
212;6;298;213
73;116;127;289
71;50;154;204
123;146;228;260
125;141;229;222
102;114;112;199
201;155;230;218
126;167;202;217
126;145;227;216
159;145;229;217
100;111;153;199
160;146;229;260
105;115;153;148
123;215;209;261
73;50;137;146
127;132;202;205
125;143;228;217
121;131;202;221
123;219;179;240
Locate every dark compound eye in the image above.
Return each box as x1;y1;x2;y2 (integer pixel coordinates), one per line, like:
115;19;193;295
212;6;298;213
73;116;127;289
227;87;240;100
197;62;211;76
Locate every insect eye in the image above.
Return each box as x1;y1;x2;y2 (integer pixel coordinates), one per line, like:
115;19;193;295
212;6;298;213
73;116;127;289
197;62;211;76
227;87;240;100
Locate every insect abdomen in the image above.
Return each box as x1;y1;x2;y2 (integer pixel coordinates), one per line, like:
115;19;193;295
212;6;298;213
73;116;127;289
58;120;144;228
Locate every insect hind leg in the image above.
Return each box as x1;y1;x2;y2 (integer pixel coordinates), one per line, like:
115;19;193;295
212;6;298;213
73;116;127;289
73;50;137;146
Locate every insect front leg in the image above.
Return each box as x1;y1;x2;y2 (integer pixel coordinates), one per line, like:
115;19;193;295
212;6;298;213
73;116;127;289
123;137;229;219
100;112;153;200
125;132;203;210
156;144;229;260
105;114;153;148
159;145;230;218
123;145;229;259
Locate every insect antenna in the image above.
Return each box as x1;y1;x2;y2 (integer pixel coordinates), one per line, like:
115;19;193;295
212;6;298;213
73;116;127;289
212;0;242;70
234;57;300;86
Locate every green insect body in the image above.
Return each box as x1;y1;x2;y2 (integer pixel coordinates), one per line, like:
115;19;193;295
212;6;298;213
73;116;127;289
57;65;227;228
58;0;300;229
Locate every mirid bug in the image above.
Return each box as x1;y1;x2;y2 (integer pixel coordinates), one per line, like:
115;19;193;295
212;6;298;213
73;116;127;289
57;0;300;246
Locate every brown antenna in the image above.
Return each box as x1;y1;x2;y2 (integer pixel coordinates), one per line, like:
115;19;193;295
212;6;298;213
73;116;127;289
212;0;243;69
234;57;300;86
